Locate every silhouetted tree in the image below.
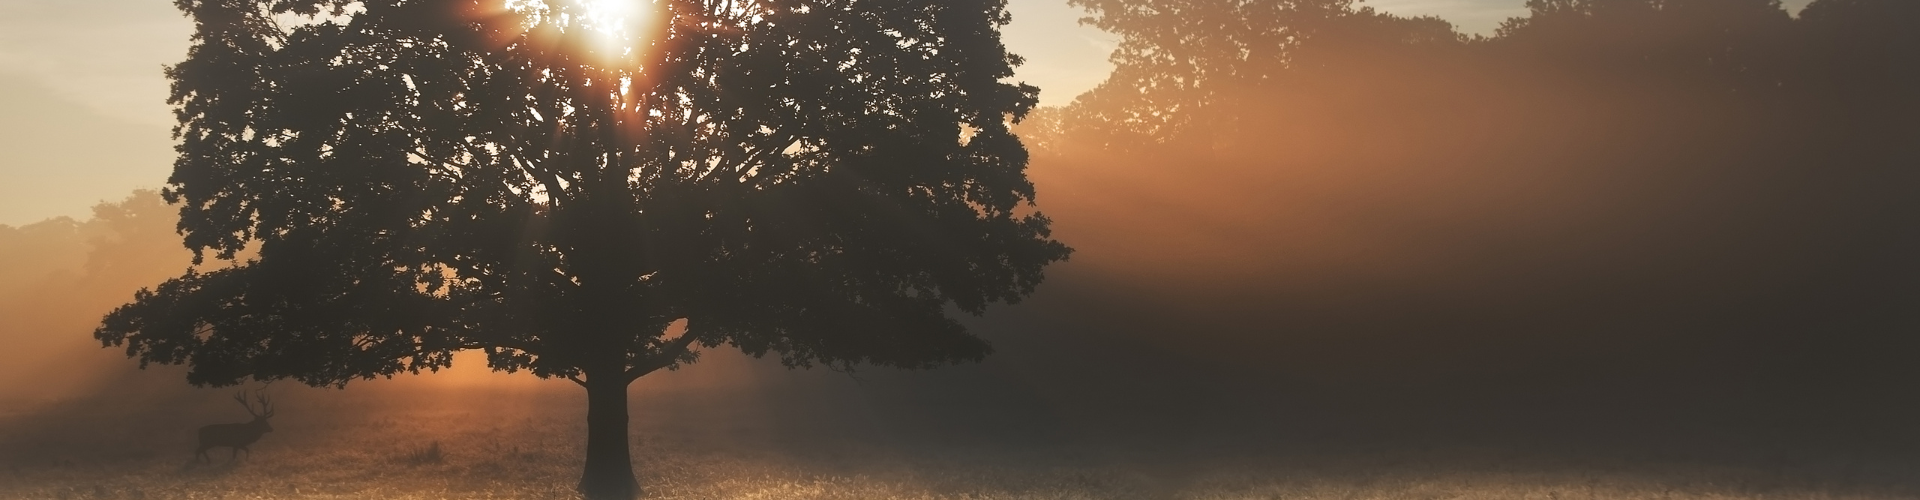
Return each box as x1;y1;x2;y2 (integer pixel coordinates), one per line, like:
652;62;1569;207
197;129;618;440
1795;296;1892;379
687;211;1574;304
93;1;1068;498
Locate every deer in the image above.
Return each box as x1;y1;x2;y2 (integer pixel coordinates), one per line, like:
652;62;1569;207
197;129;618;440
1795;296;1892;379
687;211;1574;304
195;390;275;463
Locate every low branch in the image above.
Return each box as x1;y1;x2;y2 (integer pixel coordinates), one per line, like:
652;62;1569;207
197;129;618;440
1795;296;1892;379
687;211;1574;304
624;330;703;382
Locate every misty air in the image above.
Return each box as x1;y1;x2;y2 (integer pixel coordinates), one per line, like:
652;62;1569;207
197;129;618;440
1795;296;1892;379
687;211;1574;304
2;0;1917;499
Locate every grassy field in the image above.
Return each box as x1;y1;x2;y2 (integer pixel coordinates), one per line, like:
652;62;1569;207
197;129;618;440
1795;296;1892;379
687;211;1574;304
3;380;1918;500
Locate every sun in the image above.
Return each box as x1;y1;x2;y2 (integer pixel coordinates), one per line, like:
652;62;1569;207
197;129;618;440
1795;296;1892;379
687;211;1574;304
576;0;653;39
573;0;657;65
578;0;640;31
505;0;657;61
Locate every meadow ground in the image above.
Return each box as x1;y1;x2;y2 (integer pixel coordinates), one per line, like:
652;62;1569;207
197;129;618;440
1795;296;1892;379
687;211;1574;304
3;380;1918;500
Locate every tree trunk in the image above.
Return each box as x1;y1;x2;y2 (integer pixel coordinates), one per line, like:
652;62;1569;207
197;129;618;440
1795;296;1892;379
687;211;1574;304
579;374;640;500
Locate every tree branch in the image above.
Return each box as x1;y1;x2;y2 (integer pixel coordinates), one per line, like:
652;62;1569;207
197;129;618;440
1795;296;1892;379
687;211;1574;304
625;329;703;382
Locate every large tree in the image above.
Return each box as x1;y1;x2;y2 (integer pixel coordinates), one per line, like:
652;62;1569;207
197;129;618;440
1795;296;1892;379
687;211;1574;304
94;0;1068;498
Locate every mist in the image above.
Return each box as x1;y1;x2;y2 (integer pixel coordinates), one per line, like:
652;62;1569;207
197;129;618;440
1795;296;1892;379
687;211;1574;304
997;0;1920;447
5;0;1920;498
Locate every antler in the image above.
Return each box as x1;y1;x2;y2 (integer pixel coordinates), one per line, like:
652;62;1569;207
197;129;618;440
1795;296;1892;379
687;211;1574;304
232;387;275;418
232;390;261;418
255;391;274;418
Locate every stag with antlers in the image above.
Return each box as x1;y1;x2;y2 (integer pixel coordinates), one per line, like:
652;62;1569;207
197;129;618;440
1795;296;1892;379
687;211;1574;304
195;390;275;463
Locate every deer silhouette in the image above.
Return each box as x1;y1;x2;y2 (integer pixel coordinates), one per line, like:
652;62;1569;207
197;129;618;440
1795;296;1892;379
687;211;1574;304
195;390;274;463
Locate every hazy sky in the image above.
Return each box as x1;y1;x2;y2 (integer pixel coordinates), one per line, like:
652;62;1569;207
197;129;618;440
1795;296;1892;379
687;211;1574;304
0;0;1816;226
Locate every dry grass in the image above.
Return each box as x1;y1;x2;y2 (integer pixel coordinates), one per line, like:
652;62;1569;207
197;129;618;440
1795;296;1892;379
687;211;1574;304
1;386;1916;500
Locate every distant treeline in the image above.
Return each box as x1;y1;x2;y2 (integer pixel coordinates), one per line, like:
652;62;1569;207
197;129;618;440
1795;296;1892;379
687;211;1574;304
1019;0;1919;323
0;191;190;402
1001;0;1920;434
1032;0;1914;150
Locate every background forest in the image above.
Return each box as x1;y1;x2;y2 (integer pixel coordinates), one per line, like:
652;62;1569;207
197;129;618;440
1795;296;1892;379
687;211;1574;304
4;0;1920;498
1010;0;1920;435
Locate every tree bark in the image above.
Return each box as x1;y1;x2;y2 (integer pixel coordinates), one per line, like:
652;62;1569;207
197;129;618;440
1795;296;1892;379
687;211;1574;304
578;373;639;500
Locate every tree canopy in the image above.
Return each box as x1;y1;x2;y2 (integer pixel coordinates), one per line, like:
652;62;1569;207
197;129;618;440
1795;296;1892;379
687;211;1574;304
95;0;1068;497
100;0;1066;385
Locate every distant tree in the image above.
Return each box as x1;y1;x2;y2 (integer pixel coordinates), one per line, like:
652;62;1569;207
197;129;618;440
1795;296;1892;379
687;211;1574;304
2;191;191;403
1489;0;1796;95
997;0;1920;441
1028;0;1460;150
93;1;1068;498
